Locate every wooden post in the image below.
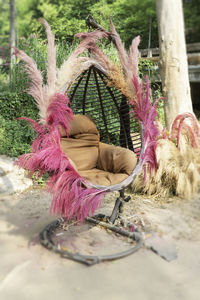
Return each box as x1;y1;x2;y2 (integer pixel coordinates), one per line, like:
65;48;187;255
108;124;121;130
10;0;16;82
156;0;193;130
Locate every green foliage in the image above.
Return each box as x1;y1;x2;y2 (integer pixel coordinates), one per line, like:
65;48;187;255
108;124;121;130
1;0;200;53
16;0;40;37
138;58;158;80
0;39;40;158
183;0;200;44
0;0;9;47
0;91;39;119
0;0;158;49
33;0;158;48
156;98;165;126
56;40;78;68
138;58;165;125
0;92;38;157
32;172;48;186
0;115;35;157
90;0;158;48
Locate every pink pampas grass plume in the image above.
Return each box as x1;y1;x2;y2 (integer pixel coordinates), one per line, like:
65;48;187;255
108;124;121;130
110;19;128;75
46;93;73;136
49;170;104;222
39;18;56;99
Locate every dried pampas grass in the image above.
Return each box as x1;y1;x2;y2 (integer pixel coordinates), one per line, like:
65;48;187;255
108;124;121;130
38;18;56;99
131;113;200;198
131;138;200;198
14;19;57;123
110;19;128;75
14;48;46;122
106;64;133;99
56;57;87;93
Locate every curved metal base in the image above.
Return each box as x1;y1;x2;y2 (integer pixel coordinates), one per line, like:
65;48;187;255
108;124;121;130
39;216;143;266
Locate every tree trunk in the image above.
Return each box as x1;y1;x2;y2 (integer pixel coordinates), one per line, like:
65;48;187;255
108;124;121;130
156;0;193;130
10;0;16;82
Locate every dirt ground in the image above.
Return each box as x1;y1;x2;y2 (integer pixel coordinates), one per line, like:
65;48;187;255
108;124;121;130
0;186;200;300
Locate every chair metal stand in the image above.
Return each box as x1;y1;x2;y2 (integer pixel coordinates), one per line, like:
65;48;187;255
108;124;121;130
39;189;143;266
109;189;131;223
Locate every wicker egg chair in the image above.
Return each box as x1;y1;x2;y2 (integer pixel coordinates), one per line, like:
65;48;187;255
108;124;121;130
39;63;145;265
63;63;144;190
15;19;159;265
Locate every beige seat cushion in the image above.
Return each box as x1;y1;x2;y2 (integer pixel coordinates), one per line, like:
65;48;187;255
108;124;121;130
98;142;138;176
79;169;129;186
60;114;138;185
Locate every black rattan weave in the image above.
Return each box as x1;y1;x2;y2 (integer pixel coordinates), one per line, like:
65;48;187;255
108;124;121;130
68;66;141;156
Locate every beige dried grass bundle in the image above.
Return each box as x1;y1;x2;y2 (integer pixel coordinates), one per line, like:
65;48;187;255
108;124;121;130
131;114;200;198
106;64;134;99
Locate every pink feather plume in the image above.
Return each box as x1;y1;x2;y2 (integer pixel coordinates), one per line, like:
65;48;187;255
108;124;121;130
130;75;159;172
49;171;104;222
170;112;200;149
15;95;105;222
46;93;73;136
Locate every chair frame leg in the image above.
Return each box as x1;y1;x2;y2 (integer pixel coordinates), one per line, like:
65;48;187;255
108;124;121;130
109;189;131;223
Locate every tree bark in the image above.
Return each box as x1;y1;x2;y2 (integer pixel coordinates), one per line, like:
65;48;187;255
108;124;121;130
156;0;193;130
10;0;16;81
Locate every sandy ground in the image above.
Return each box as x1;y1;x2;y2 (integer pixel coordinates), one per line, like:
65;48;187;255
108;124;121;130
0;187;200;300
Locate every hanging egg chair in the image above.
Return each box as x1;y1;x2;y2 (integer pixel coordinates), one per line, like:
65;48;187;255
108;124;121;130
60;63;144;191
15;19;159;265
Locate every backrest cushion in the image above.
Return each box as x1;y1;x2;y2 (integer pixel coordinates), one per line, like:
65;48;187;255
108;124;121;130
60;115;100;171
60;114;99;137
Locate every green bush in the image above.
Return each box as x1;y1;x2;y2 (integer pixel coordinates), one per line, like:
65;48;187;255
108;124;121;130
0;91;39;120
0;115;36;157
0;92;38;157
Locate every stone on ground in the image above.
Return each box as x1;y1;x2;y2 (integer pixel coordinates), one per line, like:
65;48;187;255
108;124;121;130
0;155;32;195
